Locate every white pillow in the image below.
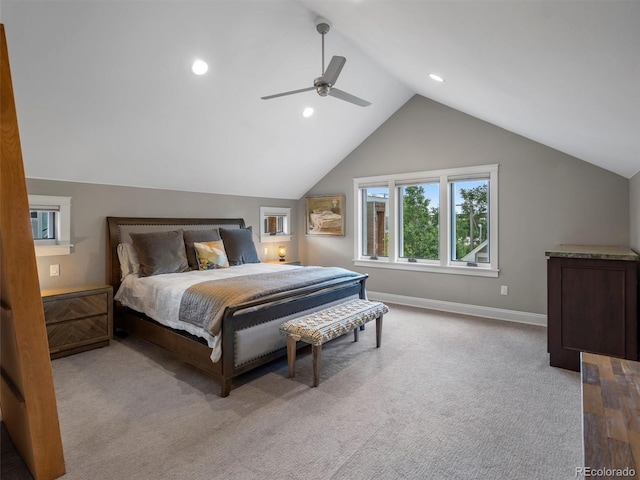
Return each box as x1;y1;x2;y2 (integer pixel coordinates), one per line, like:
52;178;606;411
117;243;140;279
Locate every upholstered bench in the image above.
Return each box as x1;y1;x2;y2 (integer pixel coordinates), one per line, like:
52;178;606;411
279;299;389;387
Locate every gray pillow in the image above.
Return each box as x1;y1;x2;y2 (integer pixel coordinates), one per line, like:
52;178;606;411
219;227;260;266
130;229;190;277
183;229;221;270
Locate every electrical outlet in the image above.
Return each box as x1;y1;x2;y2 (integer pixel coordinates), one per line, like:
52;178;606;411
50;264;60;277
264;247;268;255
500;285;508;295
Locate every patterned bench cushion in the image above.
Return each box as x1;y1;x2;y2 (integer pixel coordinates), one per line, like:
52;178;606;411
280;299;388;346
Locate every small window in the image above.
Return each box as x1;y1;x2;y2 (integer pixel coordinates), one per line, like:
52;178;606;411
28;195;72;256
265;215;285;235
31;209;57;241
259;206;292;243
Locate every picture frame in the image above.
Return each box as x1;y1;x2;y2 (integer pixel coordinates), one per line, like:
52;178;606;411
305;194;345;236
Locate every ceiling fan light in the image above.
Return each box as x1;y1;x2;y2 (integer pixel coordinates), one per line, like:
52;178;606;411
429;73;444;83
191;59;208;75
303;107;314;118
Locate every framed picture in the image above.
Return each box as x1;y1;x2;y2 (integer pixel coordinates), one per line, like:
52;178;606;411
305;194;345;236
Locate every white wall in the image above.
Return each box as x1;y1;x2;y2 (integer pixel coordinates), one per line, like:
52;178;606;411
27;179;298;290
299;95;630;316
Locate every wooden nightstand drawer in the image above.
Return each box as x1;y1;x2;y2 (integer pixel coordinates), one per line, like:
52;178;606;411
46;315;109;351
41;284;113;359
43;292;108;324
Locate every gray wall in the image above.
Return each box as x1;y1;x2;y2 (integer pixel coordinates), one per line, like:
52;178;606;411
631;170;640;252
299;95;630;315
27;179;298;290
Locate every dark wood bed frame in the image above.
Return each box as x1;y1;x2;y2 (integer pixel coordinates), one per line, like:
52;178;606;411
106;216;367;397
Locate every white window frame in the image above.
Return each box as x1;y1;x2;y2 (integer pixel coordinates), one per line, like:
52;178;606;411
259;206;292;243
28;195;73;256
353;164;499;277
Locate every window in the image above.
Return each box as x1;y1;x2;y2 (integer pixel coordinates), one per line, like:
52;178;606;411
259;206;291;243
398;182;439;261
360;186;389;258
28;195;72;256
450;178;489;264
31;209;57;241
354;165;498;277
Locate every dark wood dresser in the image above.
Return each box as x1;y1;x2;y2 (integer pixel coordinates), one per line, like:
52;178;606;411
547;245;639;371
41;284;113;358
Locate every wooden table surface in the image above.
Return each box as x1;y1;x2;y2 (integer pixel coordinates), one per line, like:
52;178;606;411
581;352;640;478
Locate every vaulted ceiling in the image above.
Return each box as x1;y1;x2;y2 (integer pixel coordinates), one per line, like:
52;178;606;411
2;1;638;200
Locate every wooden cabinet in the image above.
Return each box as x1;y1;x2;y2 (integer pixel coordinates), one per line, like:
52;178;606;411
547;245;639;371
41;284;113;359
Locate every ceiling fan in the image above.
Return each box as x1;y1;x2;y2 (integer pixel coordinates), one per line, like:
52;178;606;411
261;17;371;107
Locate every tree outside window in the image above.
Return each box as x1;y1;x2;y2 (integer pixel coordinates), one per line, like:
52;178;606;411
400;184;439;260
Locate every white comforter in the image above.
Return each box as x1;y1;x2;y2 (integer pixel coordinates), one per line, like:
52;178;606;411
114;263;301;362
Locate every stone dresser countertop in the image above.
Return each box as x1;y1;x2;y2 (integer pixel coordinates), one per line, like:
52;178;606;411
545;244;639;261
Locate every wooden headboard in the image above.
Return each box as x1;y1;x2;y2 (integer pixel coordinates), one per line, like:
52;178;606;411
106;217;245;293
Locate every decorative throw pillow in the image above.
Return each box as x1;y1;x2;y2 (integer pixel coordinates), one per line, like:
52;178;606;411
194;240;229;270
130;229;190;277
219;227;260;266
183;229;221;270
117;242;140;279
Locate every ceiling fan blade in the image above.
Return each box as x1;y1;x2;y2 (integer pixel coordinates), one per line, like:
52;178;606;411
328;88;371;107
321;56;346;86
261;86;315;100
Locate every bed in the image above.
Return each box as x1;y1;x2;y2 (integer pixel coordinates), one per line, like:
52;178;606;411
106;216;368;397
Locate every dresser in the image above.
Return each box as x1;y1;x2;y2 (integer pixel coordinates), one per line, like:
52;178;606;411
547;245;639;371
41;284;113;358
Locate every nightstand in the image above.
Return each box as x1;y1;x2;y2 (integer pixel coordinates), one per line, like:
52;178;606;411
41;284;113;359
265;260;301;266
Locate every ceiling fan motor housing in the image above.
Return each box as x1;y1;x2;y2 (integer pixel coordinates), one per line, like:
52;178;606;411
315;17;331;35
314;77;331;96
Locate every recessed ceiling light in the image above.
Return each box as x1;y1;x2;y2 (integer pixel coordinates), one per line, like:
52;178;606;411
429;73;444;83
191;59;208;75
302;107;314;118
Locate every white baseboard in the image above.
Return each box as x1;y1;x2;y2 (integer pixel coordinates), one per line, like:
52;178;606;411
367;291;547;327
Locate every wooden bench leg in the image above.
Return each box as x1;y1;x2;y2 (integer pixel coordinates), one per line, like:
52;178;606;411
312;343;322;387
376;314;383;348
286;335;297;378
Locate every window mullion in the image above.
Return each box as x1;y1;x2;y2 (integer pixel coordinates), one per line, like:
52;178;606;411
489;169;499;269
354;181;362;258
439;174;449;267
388;180;397;262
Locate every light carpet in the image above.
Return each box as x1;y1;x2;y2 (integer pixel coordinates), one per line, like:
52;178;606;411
1;304;582;479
